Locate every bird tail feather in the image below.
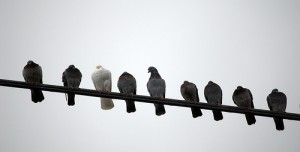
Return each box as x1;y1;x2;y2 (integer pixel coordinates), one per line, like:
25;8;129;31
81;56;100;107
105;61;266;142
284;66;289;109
101;98;114;110
154;103;166;116
245;113;256;125
67;93;75;106
212;110;223;121
274;117;284;131
125;100;136;113
31;89;44;103
191;107;202;118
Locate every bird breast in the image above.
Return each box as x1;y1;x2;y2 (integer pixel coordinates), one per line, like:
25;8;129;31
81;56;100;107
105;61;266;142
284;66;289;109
147;79;165;97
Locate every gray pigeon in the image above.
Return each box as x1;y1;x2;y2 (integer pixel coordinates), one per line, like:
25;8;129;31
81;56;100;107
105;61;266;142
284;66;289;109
232;86;256;125
180;81;202;118
22;60;44;103
204;81;223;121
62;65;82;106
147;66;166;116
117;72;137;113
267;89;287;131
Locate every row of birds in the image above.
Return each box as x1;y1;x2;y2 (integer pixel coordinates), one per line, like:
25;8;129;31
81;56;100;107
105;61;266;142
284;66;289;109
22;60;287;131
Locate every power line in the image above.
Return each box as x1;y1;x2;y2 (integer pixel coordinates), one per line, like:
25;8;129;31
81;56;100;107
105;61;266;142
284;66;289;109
0;79;299;121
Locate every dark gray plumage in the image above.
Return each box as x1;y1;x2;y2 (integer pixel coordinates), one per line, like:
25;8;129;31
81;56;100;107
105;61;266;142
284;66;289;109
62;65;82;106
267;89;287;131
22;60;44;103
180;81;202;118
117;72;137;113
232;86;256;125
204;81;223;121
147;66;166;116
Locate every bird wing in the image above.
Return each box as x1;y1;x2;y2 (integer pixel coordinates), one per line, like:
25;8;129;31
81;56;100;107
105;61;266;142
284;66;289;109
195;84;200;102
132;76;137;95
218;84;223;104
248;89;255;109
180;84;187;100
161;79;166;98
102;69;112;91
62;71;68;87
204;85;209;102
37;65;43;84
232;90;237;105
267;94;273;111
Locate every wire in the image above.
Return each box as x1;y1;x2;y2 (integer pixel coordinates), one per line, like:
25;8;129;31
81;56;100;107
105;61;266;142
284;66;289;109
0;79;299;121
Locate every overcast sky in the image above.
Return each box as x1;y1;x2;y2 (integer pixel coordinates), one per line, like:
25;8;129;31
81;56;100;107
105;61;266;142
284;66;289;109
0;0;300;152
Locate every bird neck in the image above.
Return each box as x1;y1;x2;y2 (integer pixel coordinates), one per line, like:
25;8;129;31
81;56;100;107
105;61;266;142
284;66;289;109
150;72;161;79
27;63;38;68
97;67;104;71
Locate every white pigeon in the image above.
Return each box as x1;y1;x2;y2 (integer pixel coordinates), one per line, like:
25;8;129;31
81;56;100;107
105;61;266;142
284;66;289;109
91;65;114;110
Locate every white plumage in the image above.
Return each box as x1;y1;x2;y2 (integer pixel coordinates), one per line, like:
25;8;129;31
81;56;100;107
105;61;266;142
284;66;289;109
91;65;114;110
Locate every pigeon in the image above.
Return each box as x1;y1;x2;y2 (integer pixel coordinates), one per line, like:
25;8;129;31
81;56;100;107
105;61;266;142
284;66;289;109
147;66;166;116
232;86;256;125
180;81;202;118
204;81;223;121
267;89;287;131
62;65;82;106
117;72;137;113
22;60;44;103
91;65;114;110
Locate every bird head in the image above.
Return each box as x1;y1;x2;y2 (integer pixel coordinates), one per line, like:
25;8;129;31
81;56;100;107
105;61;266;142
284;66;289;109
272;89;279;93
68;65;75;69
184;81;189;84
96;65;102;69
122;71;131;76
208;81;214;84
237;86;243;90
120;72;128;76
148;66;158;73
27;60;34;65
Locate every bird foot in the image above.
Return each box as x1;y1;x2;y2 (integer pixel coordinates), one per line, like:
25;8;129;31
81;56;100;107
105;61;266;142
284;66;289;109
125;93;134;97
130;93;134;97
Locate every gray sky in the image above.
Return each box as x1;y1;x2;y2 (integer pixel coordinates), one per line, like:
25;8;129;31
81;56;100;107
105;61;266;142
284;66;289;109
0;0;300;152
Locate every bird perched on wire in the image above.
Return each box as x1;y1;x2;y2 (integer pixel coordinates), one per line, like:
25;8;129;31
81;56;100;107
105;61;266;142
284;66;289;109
180;81;202;118
147;66;166;116
117;72;137;113
62;65;82;106
267;89;287;131
204;81;223;121
22;60;44;103
91;65;114;110
232;86;256;125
